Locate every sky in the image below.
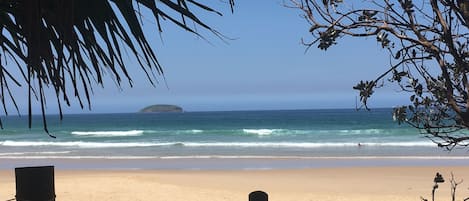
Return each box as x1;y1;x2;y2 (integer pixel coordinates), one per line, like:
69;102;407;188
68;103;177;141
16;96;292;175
15;0;410;114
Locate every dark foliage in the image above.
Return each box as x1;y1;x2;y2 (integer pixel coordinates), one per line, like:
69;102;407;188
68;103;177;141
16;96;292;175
290;0;469;149
0;0;233;136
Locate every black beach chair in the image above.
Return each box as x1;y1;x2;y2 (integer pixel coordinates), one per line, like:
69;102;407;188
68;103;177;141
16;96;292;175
15;166;55;201
249;190;268;201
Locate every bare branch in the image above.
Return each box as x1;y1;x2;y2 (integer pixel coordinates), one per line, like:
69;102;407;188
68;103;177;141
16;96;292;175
291;0;469;149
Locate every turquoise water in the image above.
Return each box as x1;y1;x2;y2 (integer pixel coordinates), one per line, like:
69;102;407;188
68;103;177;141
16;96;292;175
0;108;463;159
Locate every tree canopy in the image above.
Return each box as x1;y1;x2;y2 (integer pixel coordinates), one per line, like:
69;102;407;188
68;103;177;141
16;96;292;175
4;0;469;147
0;0;233;136
290;0;469;149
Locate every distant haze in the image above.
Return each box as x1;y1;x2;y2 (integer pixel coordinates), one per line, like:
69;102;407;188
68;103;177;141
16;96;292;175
9;1;407;115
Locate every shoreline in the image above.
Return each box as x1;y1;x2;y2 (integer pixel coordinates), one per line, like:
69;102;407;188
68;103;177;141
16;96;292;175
2;157;469;170
2;166;469;201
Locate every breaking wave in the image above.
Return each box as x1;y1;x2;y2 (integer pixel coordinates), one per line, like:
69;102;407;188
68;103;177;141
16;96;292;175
0;141;437;148
242;129;279;136
71;130;144;137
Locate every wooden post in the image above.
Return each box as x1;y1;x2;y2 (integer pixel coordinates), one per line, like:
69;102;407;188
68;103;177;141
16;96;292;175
249;191;268;201
15;166;55;201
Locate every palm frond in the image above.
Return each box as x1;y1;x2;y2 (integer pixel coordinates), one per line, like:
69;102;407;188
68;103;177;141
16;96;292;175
0;0;234;135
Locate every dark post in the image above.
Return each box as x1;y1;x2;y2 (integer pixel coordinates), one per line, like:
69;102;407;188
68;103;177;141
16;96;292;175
249;191;268;201
15;166;55;201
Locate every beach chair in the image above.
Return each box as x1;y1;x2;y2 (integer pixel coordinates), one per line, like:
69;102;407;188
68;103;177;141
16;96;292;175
249;191;268;201
15;166;55;201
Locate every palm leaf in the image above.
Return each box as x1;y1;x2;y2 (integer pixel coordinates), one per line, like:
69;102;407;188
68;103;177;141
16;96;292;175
0;0;234;135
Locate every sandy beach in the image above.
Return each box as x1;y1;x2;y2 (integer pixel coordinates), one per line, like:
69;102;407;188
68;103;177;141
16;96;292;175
1;166;469;201
2;110;469;200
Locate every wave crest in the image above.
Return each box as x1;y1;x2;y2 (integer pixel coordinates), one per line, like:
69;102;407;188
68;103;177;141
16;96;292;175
0;141;437;148
71;130;144;137
0;141;171;148
243;129;278;135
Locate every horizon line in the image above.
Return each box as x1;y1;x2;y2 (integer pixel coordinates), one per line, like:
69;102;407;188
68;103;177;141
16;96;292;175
4;107;398;117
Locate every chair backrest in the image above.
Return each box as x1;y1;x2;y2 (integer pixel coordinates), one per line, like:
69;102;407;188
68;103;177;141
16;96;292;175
249;191;268;201
15;166;55;201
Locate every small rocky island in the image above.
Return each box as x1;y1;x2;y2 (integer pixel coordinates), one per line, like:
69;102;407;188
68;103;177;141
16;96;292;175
139;104;183;113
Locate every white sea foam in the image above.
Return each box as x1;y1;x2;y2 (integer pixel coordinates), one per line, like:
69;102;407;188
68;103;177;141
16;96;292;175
181;142;437;148
0;141;437;148
0;141;172;148
243;129;277;135
337;129;383;135
159;155;469;160
1;155;468;160
71;130;144;137
0;151;72;156
366;142;436;147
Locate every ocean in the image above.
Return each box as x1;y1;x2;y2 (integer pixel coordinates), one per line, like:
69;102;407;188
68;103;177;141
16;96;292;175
0;108;467;169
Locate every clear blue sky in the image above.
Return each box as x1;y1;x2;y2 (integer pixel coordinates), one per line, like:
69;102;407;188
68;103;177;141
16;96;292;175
18;0;409;114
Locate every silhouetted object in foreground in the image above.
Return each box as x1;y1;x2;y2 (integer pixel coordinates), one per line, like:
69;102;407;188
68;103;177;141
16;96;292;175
421;172;469;201
431;172;445;201
290;0;469;149
0;1;234;135
249;191;268;201
15;166;55;201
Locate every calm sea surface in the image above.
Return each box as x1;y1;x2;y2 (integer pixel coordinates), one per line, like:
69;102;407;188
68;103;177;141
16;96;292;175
0;108;466;160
